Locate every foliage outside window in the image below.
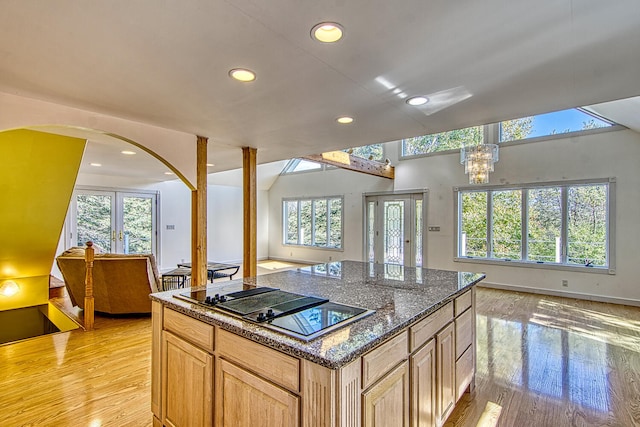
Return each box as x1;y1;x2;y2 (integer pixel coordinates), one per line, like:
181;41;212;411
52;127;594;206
400;108;615;158
282;144;384;176
76;194;113;252
343;144;384;161
402;126;483;157
457;180;613;271
499;108;613;143
75;192;154;254
283;197;343;249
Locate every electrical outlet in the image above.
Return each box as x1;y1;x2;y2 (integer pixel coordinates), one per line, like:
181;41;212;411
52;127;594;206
562;280;568;287
329;256;332;261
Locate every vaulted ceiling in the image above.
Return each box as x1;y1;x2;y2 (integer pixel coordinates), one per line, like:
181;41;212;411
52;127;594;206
1;1;639;175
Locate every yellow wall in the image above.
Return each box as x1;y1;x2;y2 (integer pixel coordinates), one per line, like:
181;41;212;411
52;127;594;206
0;129;85;311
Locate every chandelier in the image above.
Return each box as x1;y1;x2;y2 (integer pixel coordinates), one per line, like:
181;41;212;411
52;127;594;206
460;144;499;184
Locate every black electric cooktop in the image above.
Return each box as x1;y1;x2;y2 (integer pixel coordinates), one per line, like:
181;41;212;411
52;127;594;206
175;286;373;341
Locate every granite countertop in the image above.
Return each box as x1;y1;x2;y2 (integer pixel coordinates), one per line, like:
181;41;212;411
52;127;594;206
151;260;485;369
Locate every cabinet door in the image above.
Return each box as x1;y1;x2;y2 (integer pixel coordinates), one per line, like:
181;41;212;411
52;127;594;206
363;361;409;427
411;339;436;427
436;323;455;426
161;331;213;427
217;358;299;427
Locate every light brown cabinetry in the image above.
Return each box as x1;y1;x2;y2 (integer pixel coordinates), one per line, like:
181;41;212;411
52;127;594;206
435;323;456;425
363;361;410;427
454;290;475;402
152;287;476;427
409;290;475;427
362;332;408;389
161;331;213;427
216;358;299;426
411;338;436;427
217;328;299;391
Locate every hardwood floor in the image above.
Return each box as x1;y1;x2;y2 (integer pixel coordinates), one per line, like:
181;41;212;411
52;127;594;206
0;313;153;426
445;288;640;427
2;284;639;426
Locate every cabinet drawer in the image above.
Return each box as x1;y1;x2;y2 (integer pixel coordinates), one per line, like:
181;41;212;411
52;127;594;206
163;308;214;352
455;308;473;360
218;329;300;392
362;331;408;389
410;302;453;352
456;345;474;401
455;290;472;317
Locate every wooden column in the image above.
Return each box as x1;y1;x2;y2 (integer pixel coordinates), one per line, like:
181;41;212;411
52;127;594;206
84;241;95;331
242;147;257;278
191;136;208;287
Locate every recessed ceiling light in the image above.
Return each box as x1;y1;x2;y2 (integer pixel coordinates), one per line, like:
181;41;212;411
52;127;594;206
406;96;429;106
311;22;344;43
90;163;102;167
336;116;354;124
121;150;136;155
229;68;256;82
164;171;175;175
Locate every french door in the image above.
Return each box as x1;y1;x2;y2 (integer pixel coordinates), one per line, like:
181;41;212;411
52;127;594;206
67;189;158;255
365;193;425;267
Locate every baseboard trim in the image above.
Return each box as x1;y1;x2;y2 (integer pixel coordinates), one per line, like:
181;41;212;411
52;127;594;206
479;281;640;307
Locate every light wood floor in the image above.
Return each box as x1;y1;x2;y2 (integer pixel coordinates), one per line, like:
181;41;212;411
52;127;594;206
445;288;640;427
2;284;639;426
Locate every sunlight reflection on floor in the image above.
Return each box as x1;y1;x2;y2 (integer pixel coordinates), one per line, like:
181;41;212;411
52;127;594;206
475;401;502;427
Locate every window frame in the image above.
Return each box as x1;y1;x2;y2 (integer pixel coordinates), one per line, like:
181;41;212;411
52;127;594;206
400;125;488;159
498;108;616;144
282;195;344;251
398;113;623;161
453;178;616;274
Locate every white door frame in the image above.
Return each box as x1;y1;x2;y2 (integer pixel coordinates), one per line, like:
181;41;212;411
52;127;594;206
363;190;428;267
66;186;160;257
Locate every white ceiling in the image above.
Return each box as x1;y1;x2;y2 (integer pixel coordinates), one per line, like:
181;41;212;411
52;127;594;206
1;0;639;177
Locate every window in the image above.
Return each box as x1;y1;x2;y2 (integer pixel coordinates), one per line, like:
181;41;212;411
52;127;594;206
283;197;343;249
343;144;384;161
456;179;614;272
281;159;323;174
402;125;484;157
399;108;618;160
499;108;614;143
70;189;158;255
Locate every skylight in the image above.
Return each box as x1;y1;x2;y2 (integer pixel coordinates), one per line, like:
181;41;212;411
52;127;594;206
281;159;323;174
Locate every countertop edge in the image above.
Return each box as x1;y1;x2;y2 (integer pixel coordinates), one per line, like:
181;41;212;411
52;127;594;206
150;274;484;369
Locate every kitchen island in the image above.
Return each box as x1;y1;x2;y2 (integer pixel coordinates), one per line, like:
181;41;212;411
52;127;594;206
150;261;485;427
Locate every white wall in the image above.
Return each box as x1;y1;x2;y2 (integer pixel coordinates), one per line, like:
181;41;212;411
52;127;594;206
268;129;640;304
268;169;393;263
207;186;270;264
57;174;269;273
0;92;198;188
397;129;640;303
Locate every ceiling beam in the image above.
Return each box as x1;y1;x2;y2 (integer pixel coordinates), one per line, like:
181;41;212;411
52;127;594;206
301;151;394;179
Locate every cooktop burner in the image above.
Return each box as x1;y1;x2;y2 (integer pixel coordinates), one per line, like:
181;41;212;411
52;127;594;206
174;286;373;341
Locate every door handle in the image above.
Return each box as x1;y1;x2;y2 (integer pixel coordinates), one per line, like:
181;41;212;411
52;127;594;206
112;230;116;241
405;240;410;243
119;231;123;241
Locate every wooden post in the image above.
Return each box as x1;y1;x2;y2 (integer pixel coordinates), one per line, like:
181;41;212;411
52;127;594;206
84;241;95;331
243;147;257;279
192;135;208;287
